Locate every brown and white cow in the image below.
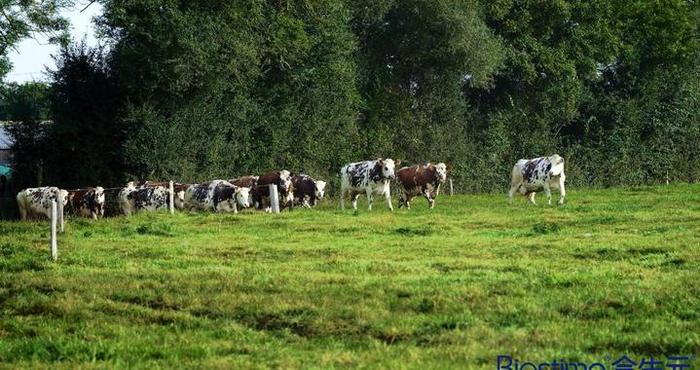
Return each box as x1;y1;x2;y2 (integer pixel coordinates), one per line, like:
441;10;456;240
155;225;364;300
291;175;327;208
230;175;259;207
395;163;447;209
184;180;251;213
508;154;566;205
67;187;105;219
340;159;399;211
252;170;293;211
16;186;69;220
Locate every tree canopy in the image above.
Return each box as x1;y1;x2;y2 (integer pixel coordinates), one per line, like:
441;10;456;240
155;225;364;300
5;0;700;192
0;0;72;79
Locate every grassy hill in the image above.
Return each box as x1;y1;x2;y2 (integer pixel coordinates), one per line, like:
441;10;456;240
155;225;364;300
1;185;699;369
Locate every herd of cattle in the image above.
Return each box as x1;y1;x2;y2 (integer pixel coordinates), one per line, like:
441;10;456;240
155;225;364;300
14;155;567;220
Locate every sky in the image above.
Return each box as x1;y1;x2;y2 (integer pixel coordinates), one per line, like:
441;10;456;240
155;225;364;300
4;1;103;83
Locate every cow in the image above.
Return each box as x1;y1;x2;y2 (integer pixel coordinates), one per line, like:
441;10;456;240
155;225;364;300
291;175;327;208
230;175;259;207
16;187;69;220
340;158;399;211
118;181;188;215
134;181;188;209
184;180;251;213
67;187;105;219
252;170;293;211
395;163;447;209
118;182;174;215
508;154;566;205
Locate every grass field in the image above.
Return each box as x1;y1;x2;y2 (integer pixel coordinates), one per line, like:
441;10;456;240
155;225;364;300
1;184;699;369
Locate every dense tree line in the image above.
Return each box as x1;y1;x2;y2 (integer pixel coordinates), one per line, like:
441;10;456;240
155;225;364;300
4;0;700;194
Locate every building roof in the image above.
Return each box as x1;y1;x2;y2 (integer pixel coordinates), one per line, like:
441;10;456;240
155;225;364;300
0;125;12;150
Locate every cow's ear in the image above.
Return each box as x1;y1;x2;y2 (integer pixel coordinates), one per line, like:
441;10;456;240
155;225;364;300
395;159;401;166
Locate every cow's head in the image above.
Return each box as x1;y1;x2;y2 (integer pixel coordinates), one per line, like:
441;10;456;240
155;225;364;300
95;187;105;202
548;154;565;177
58;189;69;206
435;163;448;183
378;159;397;180
235;187;251;208
278;170;293;198
315;180;327;201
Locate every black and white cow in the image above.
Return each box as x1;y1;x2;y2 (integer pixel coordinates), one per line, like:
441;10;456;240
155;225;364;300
291;175;327;208
230;176;260;209
508;154;566;205
118;182;172;215
16;186;69;220
184;180;251;213
340;158;399;211
119;181;188;215
134;181;188;209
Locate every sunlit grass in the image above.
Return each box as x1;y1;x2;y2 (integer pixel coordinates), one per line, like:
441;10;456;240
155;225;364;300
1;184;699;368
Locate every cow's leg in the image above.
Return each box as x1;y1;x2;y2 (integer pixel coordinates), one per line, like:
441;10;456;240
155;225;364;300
508;183;520;204
366;189;374;211
398;192;406;209
558;177;566;205
18;203;27;221
544;183;552;205
351;193;360;211
384;191;394;212
527;192;537;205
422;186;435;209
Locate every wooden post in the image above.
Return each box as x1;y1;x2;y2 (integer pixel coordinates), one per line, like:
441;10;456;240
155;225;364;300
169;180;175;215
58;191;64;233
269;184;280;214
51;200;58;261
666;170;670;186
449;179;454;196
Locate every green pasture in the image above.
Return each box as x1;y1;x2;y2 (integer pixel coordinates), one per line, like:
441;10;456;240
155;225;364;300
1;185;699;369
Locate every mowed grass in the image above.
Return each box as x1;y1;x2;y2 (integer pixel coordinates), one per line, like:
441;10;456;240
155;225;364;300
1;184;700;369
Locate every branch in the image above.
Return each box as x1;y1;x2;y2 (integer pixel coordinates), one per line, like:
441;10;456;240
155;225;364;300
81;0;97;13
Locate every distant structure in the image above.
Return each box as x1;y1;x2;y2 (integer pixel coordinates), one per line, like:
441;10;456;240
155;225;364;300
0;123;12;166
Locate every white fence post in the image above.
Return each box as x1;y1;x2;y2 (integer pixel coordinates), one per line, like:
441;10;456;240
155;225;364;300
51;200;58;261
169;180;175;215
449;179;454;196
269;184;280;214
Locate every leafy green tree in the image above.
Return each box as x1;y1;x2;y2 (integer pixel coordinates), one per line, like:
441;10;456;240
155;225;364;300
0;0;72;79
97;0;361;183
44;41;122;187
1;82;51;188
351;0;503;188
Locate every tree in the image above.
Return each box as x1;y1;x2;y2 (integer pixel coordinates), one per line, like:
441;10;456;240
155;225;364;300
1;82;51;188
44;41;122;187
97;0;361;183
0;0;72;79
350;0;503;188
